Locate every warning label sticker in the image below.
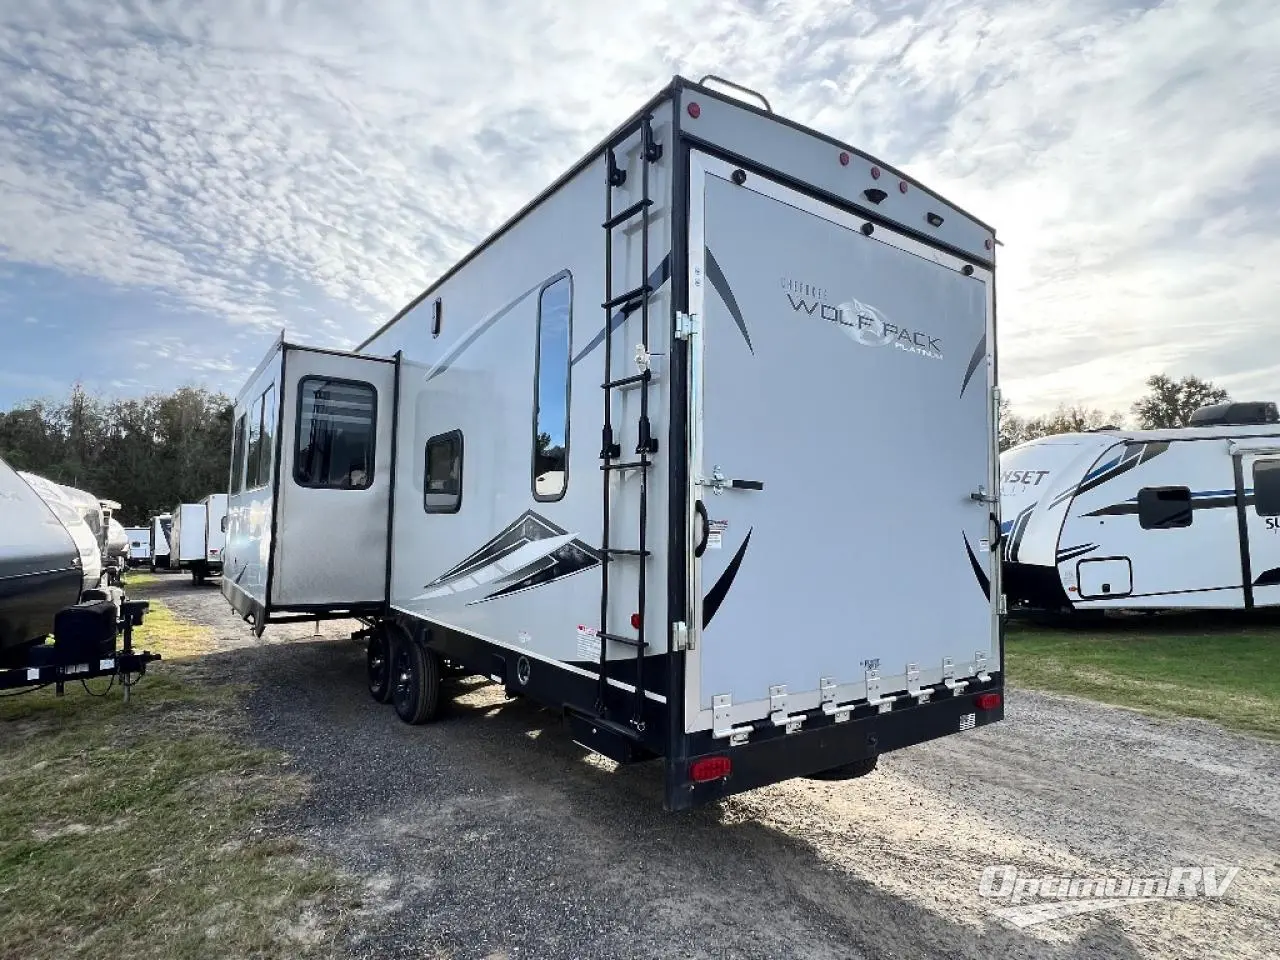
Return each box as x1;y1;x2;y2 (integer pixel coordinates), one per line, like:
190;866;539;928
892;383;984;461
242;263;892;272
576;625;602;661
707;519;728;551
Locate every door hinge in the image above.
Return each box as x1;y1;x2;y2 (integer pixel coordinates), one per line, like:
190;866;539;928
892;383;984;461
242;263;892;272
671;620;693;652
970;485;998;505
675;312;699;340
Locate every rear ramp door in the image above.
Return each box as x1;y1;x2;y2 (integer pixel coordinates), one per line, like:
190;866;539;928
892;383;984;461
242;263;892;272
684;152;997;733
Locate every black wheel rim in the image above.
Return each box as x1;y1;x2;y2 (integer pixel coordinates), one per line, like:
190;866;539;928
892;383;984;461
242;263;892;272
368;633;389;694
392;644;416;711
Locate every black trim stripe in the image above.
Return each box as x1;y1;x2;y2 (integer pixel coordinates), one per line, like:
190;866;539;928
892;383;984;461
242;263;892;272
1254;567;1280;587
702;529;752;627
1056;543;1098;564
960;335;986;398
964;533;991;599
1049;441;1168;510
704;247;753;354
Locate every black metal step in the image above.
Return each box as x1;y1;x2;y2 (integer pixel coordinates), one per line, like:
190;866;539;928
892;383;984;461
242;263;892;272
602;371;650;390
597;631;648;649
603;198;653;230
565;709;653;764
604;548;650;558
600;460;650;472
602;284;651;310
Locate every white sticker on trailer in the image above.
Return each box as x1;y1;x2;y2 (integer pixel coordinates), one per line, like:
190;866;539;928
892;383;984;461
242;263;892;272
707;519;728;551
576;625;602;661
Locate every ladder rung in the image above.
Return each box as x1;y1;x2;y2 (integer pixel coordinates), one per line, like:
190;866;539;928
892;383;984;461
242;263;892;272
604;548;650;558
600;460;650;472
602;285;651;310
602;372;649;390
603;198;653;230
597;631;648;649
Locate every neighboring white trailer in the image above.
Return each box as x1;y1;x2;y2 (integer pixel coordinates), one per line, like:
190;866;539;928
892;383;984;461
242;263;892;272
171;501;222;583
1002;403;1280;612
150;513;172;570
125;527;151;563
223;76;1003;810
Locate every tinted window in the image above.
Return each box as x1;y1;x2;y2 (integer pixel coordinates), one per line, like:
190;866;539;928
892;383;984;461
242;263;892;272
246;394;263;489
533;274;571;501
1254;460;1280;517
424;431;463;514
230;414;247;494
256;385;276;488
294;378;377;489
1138;486;1192;529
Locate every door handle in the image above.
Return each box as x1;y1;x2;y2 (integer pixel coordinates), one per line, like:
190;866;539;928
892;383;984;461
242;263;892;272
695;465;765;496
694;500;710;558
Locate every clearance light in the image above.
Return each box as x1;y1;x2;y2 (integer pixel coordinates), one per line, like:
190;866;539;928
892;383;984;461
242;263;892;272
870;166;882;179
630;612;642;630
687;101;701;118
898;180;909;194
975;692;1002;711
690;756;732;782
839;151;850;166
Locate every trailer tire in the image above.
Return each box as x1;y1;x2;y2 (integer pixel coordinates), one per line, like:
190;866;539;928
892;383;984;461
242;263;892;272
367;626;394;704
392;634;441;725
805;755;879;781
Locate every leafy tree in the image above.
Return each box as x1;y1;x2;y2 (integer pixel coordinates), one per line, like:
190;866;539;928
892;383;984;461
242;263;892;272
0;384;232;525
1132;374;1230;429
1000;399;1122;450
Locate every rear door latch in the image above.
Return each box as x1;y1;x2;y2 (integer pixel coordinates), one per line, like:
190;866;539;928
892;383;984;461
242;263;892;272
695;465;765;496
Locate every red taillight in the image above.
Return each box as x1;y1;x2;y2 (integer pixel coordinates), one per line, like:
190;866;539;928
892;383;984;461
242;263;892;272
630;612;642;630
690;756;732;782
975;692;1002;711
687;101;701;118
898;180;909;194
839;151;850;166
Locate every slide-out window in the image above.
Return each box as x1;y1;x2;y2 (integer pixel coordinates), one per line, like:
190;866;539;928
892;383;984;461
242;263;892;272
255;384;276;488
294;377;377;490
533;273;572;501
246;395;263;489
1138;486;1192;529
424;431;463;514
230;414;247;494
1253;460;1280;517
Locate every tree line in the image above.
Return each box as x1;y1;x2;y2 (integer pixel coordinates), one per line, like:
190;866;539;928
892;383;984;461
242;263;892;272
0;384;233;526
1000;374;1231;451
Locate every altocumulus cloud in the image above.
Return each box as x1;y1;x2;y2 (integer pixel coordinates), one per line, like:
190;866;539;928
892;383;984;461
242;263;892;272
0;0;1277;411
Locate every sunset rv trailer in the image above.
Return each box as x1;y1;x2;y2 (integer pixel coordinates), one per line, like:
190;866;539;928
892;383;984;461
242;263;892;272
222;76;1003;810
1001;405;1280;612
0;458;82;658
150;513;172;570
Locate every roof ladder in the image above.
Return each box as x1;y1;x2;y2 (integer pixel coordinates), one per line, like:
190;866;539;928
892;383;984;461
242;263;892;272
596;114;662;733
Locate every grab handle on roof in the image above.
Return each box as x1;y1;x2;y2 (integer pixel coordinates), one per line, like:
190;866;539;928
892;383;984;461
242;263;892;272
697;75;773;113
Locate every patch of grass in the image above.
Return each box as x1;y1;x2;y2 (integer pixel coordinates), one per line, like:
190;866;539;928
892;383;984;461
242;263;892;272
121;570;161;588
0;598;345;960
1007;614;1280;738
130;598;217;660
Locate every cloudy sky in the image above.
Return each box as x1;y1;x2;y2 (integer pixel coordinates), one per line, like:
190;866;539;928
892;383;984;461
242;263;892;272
1;0;1277;416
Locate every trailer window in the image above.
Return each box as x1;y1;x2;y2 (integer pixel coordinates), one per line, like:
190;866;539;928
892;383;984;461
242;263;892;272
230;413;247;495
246;394;263;489
294;377;377;490
1138;486;1192;529
1253;461;1280;517
533;273;572;501
256;384;276;488
424;431;463;513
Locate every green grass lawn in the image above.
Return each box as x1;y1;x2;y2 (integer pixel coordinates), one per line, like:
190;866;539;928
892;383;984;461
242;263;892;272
0;592;347;959
1007;612;1280;738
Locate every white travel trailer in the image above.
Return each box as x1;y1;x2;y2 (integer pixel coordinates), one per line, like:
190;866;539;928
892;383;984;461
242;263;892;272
125;527;151;563
171;496;226;583
1001;402;1280;612
149;513;172;570
223;76;1003;810
18;472;103;595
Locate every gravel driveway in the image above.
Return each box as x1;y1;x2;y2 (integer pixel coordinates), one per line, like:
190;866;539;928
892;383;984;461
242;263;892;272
143;575;1280;960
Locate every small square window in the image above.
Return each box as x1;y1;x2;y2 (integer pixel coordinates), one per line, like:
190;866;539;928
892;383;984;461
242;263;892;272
1253;461;1280;517
425;431;462;514
1138;486;1192;529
